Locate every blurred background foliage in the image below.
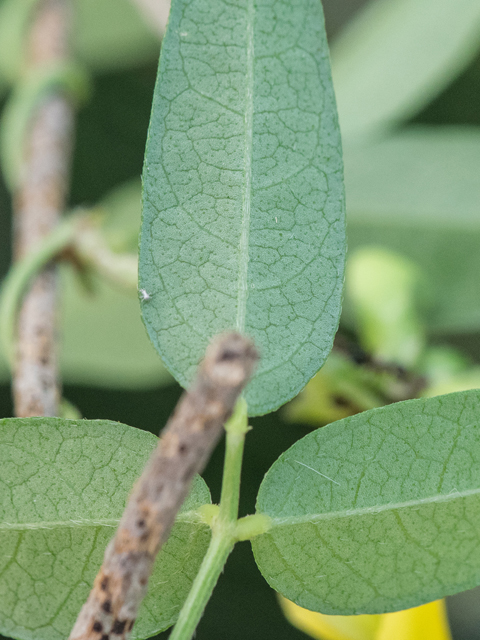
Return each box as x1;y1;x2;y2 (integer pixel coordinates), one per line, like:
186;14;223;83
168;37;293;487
1;0;480;639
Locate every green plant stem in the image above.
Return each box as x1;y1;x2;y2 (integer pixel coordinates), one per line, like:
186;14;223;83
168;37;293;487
218;399;249;523
169;399;249;640
168;531;234;640
74;218;138;290
0;213;81;367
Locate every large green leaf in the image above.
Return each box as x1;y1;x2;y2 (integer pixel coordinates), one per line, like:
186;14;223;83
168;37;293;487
252;390;480;614
140;0;346;415
331;0;480;140
0;417;211;640
343;127;480;333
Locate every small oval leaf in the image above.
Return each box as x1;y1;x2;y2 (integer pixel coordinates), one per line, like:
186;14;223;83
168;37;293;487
139;0;346;415
0;417;211;640
252;390;480;614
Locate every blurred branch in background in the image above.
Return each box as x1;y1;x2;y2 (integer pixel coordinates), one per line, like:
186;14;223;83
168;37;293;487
13;0;74;417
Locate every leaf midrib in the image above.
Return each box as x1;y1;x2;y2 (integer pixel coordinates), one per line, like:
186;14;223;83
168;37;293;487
0;510;204;531
235;0;254;333
265;485;480;529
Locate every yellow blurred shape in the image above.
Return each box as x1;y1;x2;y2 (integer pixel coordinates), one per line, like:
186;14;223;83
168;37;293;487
280;597;451;640
280;597;380;640
377;600;451;640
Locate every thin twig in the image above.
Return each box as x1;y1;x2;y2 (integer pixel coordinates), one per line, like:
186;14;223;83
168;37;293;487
69;332;258;640
13;0;74;417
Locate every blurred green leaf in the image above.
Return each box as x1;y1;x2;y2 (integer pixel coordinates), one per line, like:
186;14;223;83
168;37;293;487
0;417;211;640
252;390;480;614
0;176;171;388
60;178;170;387
100;178;142;254
73;0;163;72
344;127;480;333
346;248;424;367
0;267;172;387
284;350;385;427
422;369;480;398
140;0;346;415
0;0;37;86
0;0;162;91
419;347;480;398
418;346;470;388
0;78;6;102
60;267;172;388
0;62;90;191
331;0;480;140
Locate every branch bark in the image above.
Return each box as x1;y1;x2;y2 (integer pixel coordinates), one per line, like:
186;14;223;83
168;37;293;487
69;332;258;640
13;0;74;417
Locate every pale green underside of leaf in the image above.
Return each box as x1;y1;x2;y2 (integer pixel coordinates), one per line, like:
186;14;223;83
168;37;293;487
140;0;346;416
344;127;480;333
252;390;480;614
331;0;480;141
0;418;211;640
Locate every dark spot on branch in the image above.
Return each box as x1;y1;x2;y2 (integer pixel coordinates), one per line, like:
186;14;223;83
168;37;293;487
112;619;126;635
92;621;103;633
218;348;238;362
100;577;109;591
68;333;256;638
100;635;109;640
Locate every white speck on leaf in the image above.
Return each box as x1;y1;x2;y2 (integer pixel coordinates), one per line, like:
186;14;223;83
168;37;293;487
139;288;151;301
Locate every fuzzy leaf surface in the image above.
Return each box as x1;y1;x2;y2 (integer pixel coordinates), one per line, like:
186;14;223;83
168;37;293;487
140;0;346;415
0;418;211;640
252;390;480;614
